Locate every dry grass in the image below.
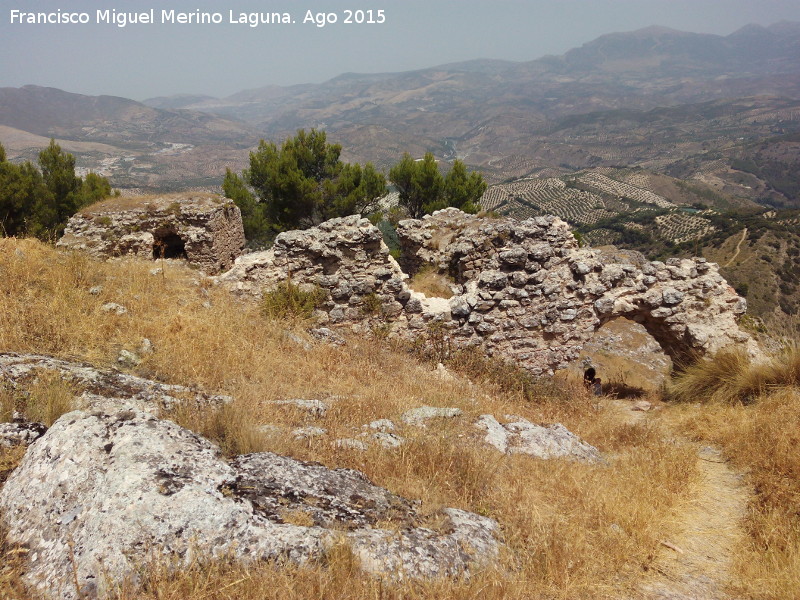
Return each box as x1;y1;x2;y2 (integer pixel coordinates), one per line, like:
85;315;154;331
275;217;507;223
666;346;800;600
260;279;327;321
78;192;222;216
0;237;700;599
667;346;800;404
408;265;454;299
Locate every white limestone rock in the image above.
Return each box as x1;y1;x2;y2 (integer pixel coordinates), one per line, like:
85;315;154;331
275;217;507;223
0;409;500;599
401;406;463;426
475;415;601;463
0;421;47;448
268;398;330;418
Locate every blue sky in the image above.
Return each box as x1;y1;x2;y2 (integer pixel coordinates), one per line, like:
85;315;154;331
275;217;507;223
2;0;800;100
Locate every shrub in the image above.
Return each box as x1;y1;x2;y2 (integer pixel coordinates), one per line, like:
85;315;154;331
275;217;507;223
261;279;327;320
361;292;383;316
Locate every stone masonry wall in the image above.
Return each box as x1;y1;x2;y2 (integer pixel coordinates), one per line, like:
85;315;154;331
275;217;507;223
57;193;245;273
218;209;761;375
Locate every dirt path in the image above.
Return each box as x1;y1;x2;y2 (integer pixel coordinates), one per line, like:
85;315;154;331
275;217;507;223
724;228;748;267
609;401;750;600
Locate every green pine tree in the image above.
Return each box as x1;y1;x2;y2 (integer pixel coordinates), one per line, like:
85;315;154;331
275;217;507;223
224;129;387;243
389;153;485;218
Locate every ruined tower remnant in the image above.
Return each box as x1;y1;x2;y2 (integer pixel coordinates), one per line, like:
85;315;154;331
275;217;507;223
57;194;245;273
218;209;760;374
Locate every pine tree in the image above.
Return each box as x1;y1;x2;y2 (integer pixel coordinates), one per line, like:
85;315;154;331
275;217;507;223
0;139;113;238
224;129;386;242
389;153;485;218
443;160;486;214
38;139;83;227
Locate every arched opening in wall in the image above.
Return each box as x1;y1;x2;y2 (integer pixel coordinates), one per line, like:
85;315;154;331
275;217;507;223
572;318;672;398
407;264;456;299
152;230;187;260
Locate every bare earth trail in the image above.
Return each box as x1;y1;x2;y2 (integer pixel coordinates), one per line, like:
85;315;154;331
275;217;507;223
609;401;750;600
724;228;748;267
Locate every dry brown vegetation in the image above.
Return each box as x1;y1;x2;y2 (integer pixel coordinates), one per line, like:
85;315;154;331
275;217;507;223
77;192;222;216
665;351;800;600
0;236;796;599
408;265;454;299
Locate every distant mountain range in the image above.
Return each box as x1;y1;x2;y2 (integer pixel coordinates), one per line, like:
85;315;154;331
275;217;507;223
2;22;799;318
1;22;799;198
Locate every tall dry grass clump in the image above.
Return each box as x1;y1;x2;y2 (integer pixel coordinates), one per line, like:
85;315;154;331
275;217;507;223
408;265;454;299
666;346;799;404
0;238;700;599
668;341;800;599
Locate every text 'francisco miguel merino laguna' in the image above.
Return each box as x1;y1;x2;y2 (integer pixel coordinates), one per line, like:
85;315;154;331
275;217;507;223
9;9;387;28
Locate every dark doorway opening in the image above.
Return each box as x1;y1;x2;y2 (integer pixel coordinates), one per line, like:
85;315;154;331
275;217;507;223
153;231;187;259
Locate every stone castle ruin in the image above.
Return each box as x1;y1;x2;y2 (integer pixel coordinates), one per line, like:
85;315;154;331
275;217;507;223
218;208;760;374
57;193;245;273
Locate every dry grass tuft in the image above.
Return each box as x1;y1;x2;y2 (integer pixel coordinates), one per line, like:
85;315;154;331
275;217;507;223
666;346;799;404
1;373;77;426
0;446;26;487
261;279;327;321
669;387;800;599
79;192;222;216
665;337;800;599
0;512;29;599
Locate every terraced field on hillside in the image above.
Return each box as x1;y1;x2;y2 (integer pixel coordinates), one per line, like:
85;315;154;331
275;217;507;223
482;177;613;225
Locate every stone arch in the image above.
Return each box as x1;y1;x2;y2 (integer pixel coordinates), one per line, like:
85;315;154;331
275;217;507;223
578;316;672;394
596;311;694;368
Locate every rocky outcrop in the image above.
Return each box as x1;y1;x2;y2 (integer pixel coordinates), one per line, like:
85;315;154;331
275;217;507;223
217;209;760;375
0;352;231;414
0;409;500;599
475;415;602;462
57;193;244;273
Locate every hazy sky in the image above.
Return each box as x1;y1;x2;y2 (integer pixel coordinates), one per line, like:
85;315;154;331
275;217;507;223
2;0;800;100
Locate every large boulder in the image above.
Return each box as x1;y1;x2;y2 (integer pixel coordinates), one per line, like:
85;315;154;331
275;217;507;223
0;409;499;599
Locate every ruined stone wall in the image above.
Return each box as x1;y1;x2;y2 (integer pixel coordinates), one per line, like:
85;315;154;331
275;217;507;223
218;209;760;374
57;193;245;273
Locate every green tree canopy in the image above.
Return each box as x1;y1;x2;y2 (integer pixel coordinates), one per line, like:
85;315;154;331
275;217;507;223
0;139;114;239
389;153;486;218
38;139;83;226
224;129;387;244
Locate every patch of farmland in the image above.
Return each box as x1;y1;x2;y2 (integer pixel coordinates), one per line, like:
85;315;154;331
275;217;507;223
481;178;613;225
653;213;715;243
622;172;652;189
583;228;619;246
534;167;571;178
693;159;728;175
576;172;675;209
